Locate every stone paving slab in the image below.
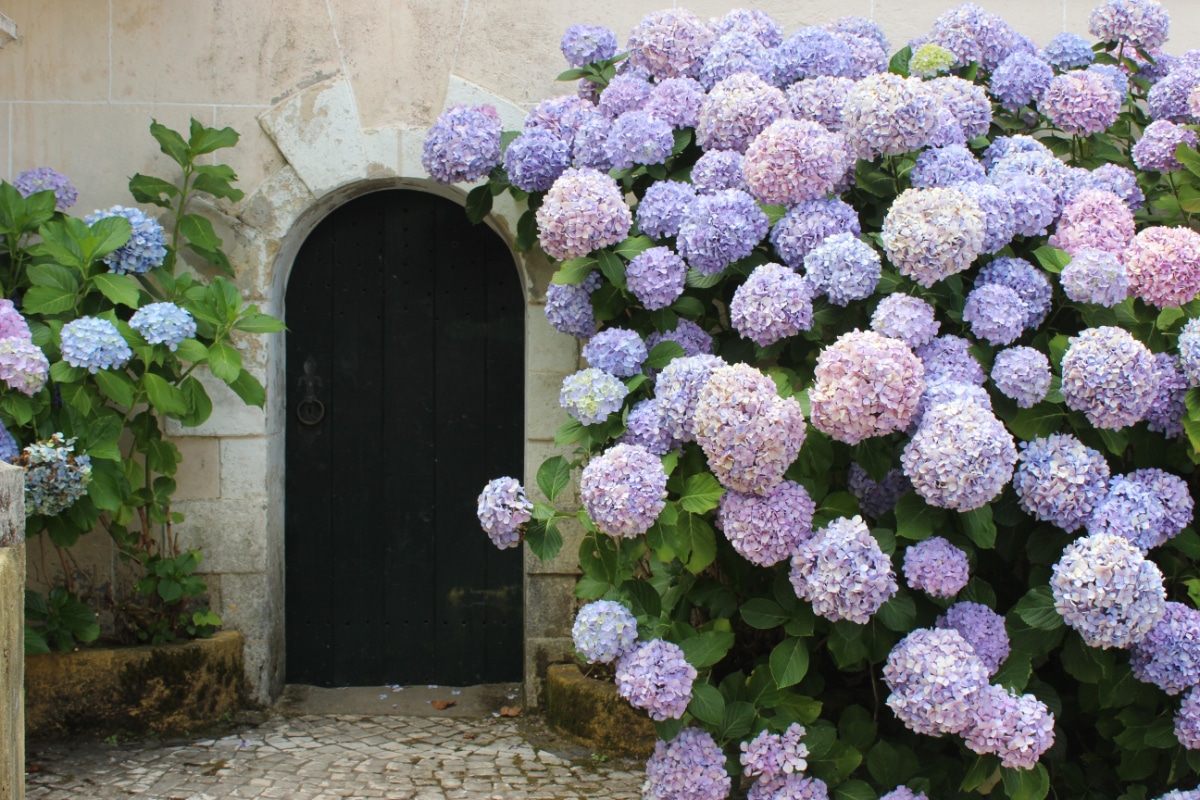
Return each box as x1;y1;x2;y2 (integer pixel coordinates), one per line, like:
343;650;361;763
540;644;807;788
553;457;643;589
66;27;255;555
25;713;645;800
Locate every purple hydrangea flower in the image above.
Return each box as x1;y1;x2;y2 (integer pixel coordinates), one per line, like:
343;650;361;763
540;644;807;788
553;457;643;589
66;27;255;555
1049;189;1135;256
698;32;773;90
911;380;994;432
677;189;769;275
787;77;856;132
1052;532;1166;648
59;316;132;374
1148;66;1200;122
421;105;502;185
476;477;532;549
644;727;730;800
655;354;727;442
695;363;807;495
129;302;196;351
1061;248;1129;307
1072;163;1144;209
848;464;912;519
773;27;851;84
637;181;697;241
937;601;1010;676
627;247;687;310
524;95;594;152
1134;120;1200;173
20;434;92;518
917;335;986;386
870;294;940;349
536;168;632;261
841;73;939;160
598;74;652;118
572;599;637;664
911;145;986;190
882;188;985;288
1089;474;1174;552
928;76;994;140
644;77;706;130
828;16;889;52
729;263;814;347
988;147;1075;213
582;328;646;378
962;684;1056;769
1176;687;1200;750
1132;467;1194;540
691;150;747;195
791;515;897;624
1127;226;1200;308
1042;32;1095;69
1129;602;1200;694
1061;326;1158;429
605;110;674;171
992;346;1052;408
742;119;852;207
712;9;784;47
880;789;928;800
884;627;990;736
748;775;829;800
926;3;1027;71
571;112;612;171
696;72;790;153
810;330;925;445
0;422;17;464
14;167;77;210
718;480;814;567
982;134;1052;169
1147;353;1188;438
615;638;696;721
997;176;1058;238
1014;434;1111;532
991;52;1054;110
803;234;881;307
85;206;167;275
626;9;714;81
1040;71;1122;136
0;338;48;396
902;399;1016;511
545;272;602;339
962;283;1028;346
977;257;1053;330
1089;0;1171;49
559;367;628;426
1182;317;1200;386
560;24;617;67
740;723;808;779
646;319;713;358
904;536;969;598
504;129;571;193
580;443;667;539
770;198;861;269
0;299;30;343
1090;63;1130;102
836;31;890;81
959;182;1017;254
617;398;677;456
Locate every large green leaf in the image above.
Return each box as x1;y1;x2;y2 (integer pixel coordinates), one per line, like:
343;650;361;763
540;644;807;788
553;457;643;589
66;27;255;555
207;341;243;382
536;456;571;502
228;370;266;407
188;119;240;155
151;119;191;166
679;630;735;669
92;273;141;308
525;519;563;561
679;473;724;514
128;173;180;208
770;636;810;688
741;598;789;630
192;165;244;201
1013;585;1063;631
688;683;726;725
678;511;717;574
234;312;286;334
142;372;189;415
894;492;945;541
960;504;996;549
22;285;78;315
179;375;215;427
180;213;222;251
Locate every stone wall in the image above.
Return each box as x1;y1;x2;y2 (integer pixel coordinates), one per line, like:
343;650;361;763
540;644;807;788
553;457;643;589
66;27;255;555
0;462;25;800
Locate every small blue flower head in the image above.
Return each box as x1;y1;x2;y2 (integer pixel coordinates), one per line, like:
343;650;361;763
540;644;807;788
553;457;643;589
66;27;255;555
1129;602;1200;695
421;104;503;184
904;536;969;599
85;206;167;275
990;52;1054;110
937;601;1011;676
504;129;571;193
871;294;940;349
626;246;687;311
604;110;674;171
559;24;618;67
770;198;861;270
803;233;881;307
1042;32;1095;69
911;145;986;190
616;638;696;720
60;316;132;373
19;433;93;517
677;189;769;276
129;302;197;351
645;727;730;800
690;149;747;195
963;283;1028;346
582;327;647;378
992;346;1051;408
572;599;638;664
545;272;602;340
0;421;19;463
15;167;78;210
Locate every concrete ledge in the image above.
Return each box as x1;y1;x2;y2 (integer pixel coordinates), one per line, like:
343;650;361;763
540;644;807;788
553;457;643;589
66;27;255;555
25;630;246;739
543;663;656;759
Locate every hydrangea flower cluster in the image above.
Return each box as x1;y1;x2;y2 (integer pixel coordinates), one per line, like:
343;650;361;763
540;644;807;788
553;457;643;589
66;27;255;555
615;638;697;721
870;294;939;349
747;774;829;800
962;684;1056;769
847;464;912;519
880;789;929;800
740;723;808;778
1048;189;1135;256
0;422;18;464
129;303;196;351
1177;688;1200;750
883;627;990;736
1060;247;1129;306
977;257;1053;330
1089;0;1171;49
598;74;652;118
741;119;852;206
718;480;814;567
626;247;687;311
1128;602;1200;695
20;434;93;517
636;181;696;240
559;24;617;67
476;477;532;549
990;52;1053;110
902;397;1016;511
790;515;897;624
656;354;727;442
1042;32;1095;68
536;168;631;261
618;398;677;456
85;206;168;275
1147;352;1188;438
1040;70;1123;136
910;144;985;189
1060;326;1158;430
841;73;939;160
803;234;881;306
962;283;1027;346
729;263;814;346
0;337;49;396
646;319;713;357
544;272;602;339
59;316;132;374
15;167;78;210
572;600;638;664
504;129;571;192
1012;434;1111;532
644;77;706;130
937;601;1011;677
787;77;855;130
421;104;504;184
696;72;789;153
881;187;985;287
1125;225;1200;309
903;536;969;598
582;328;647;378
644;727;730;800
991;346;1052;408
626;9;714;80
1133;120;1199;173
579;443;667;539
677;189;769;275
605;111;674;170
690;149;747;194
1181;317;1200;385
770;198;861;268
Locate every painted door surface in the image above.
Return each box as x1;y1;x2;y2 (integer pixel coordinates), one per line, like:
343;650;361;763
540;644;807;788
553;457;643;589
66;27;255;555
284;189;524;687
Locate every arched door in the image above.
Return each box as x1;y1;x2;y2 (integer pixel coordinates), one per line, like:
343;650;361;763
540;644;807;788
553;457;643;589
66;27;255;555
284;189;524;687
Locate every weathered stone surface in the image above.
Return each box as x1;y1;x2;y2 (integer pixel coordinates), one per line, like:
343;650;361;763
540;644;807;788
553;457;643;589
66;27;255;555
544;664;656;759
1;542;25;800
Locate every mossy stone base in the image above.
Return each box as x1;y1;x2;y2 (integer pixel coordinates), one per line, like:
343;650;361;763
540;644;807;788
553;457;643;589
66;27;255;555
543;663;656;758
25;630;246;739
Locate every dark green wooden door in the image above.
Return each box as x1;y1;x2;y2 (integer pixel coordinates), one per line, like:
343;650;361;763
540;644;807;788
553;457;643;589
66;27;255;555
284;189;524;687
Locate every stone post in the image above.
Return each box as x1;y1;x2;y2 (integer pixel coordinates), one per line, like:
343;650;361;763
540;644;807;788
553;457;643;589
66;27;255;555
0;462;25;800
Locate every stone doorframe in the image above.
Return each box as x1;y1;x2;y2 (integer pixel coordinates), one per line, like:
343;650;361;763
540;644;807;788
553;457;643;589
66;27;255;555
176;75;582;705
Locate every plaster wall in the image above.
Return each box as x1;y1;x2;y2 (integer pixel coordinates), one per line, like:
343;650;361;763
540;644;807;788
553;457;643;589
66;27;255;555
4;0;1200;703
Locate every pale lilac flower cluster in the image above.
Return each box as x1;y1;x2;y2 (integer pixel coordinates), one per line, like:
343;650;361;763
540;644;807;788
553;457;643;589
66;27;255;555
582;328;647;378
992;346;1052;408
646;319;713;357
989;147;1074;213
691;150;747;194
626;9;714;80
572;600;638;664
1181;318;1200;386
1049;189;1135;256
656;354;727;441
85;206;167;275
1128;602;1200;695
20;434;93;518
1089;472;1182;552
962;684;1056;769
637;181;696;240
775;26;853;83
615;638;696;721
917;335;985;385
937;601;1010;676
740;723;808;778
696;72;790;153
15;167;77;210
0;422;18;464
718;480;814;567
847;464;912;519
1053;532;1168;649
1043;32;1094;69
884;627;989;736
677;189;769;275
841;73;939;160
747;774;829;800
1147;353;1188;438
729;263;814;346
1148;66;1200;122
928;77;994;141
904;536;969;599
571;112;612;170
1177;688;1200;750
644;78;706;130
618;399;677;456
880;789;928;800
1061;326;1158;430
698;32;773;90
1088;0;1171;49
998;176;1058;238
910;145;985;190
1132;467;1195;540
1040;70;1123;136
990;52;1053;110
870;294;939;349
1090;63;1130;101
605;111;673;170
803;234;881;307
1061;248;1129;306
0;300;29;343
536;168;632;261
59;316;132;374
579;443;667;539
129;302;196;351
559;368;628;426
742;119;852;206
504;129;571;192
713;8;784;47
1073;163;1144;209
545;272;602;339
787;77;855;131
978;257;1053;329
1013;434;1110;532
644;727;730;800
902;398;1016;511
791;516;896;624
982;134;1050;169
962;284;1027;346
810;330;925;445
694;363;807;494
476;477;532;549
770;198;861;269
959;182;1017;254
881;188;985;288
1133;120;1199;173
598;74;652;118
525;95;593;150
560;24;617;67
1125;225;1200;309
0;337;49;396
911;380;993;431
421;105;502;184
627;247;687;310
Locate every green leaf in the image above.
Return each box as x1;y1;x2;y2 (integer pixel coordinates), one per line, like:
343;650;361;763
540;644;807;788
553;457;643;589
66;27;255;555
1006;403;1065;441
1013;585;1063;631
1032;246;1072;274
597;250;626;290
741;598;789;630
1061;632;1113;684
24;627;52;656
769;637;810;689
554;418;585;447
173;339;209;362
207;342;243;382
184;242;234;276
680;630;735;669
867;740;917;789
685;268;724;289
717;701;756;740
536;456;571;502
960;504;996;549
150;119;190;166
889;45;913;76
671;128;692;156
679;473;724;514
991;650;1032;692
670;296;706;318
525;519;563;561
49;361;87;383
515;208;537;252
142;372;189;415
188;119;240;155
192;165;244;201
621;579;661;618
22;285;78;315
128;173;180;208
876;592;917;632
834;781;876;800
613;235;655;260
233;313;286;334
26;263;80;292
1001;764;1050;800
93;369;136;408
894;492;945;541
653;717;685;743
92;273;141;308
465;183;493;224
678;511;717;574
644;341;686;370
179;213;222;251
1177;142;1200;179
1;393;33;426
551;257;597;285
688;683;726;725
228;370;266;407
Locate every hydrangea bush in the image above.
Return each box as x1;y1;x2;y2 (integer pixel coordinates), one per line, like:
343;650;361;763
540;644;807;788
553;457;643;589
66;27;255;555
3;120;284;650
440;3;1200;798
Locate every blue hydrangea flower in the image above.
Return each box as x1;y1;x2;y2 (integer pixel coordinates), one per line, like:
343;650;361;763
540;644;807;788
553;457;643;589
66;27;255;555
911;380;993;432
884;627;990;735
559;367;628;426
827;15;889;52
570;112;612;171
937;601;1010;676
959;182;1017;254
770;198;861;269
977;257;1053;329
880;789;929;800
0;421;18;464
1134;120;1199;172
1182;317;1200;387
1089;473;1176;553
904;536;969;599
617;398;678;456
928;76;994;140
718;480;814;567
645;727;730;800
871;294;940;350
842;73;940;160
698;32;773;90
1132;468;1194;541
963;283;1027;346
677;189;769;275
982;134;1052;170
0;338;49;396
1071;163;1144;209
421;105;502;184
544;272;601;340
690;149;747;195
911;145;986;190
988;147;1075;213
924;3;1027;71
644;77;706;130
1176;688;1200;750
729;263;814;346
990;52;1053;110
917;335;985;386
787;76;856;131
1050;189;1136;256
1041;70;1122;136
1042;32;1095;69
847;464;912;519
129;302;196;351
696;72;790;153
1089;0;1171;49
803;233;881;307
1061;326;1158;430
15;167;77;210
1147;352;1188;438
598;73;652;118
636;181;696;241
604;110;674;171
1129;602;1200;695
20;434;92;517
476;477;532;549
626;9;714;81
655;354;727;442
992;346;1051;408
1013;434;1111;532
645;319;713;358
712;8;784;48
748;775;829;800
504;129;571;193
996;176;1058;238
524;95;593;153
560;24;617;67
571;600;637;664
85;206;167;275
791;516;896;624
741;723;808;779
59;316;132;374
773;27;851;84
580;443;667;538
834;30;890;81
615;638;696;721
1148;66;1200;122
962;685;1056;769
902;398;1016;511
1090;63;1130;101
582;328;647;378
626;247;687;311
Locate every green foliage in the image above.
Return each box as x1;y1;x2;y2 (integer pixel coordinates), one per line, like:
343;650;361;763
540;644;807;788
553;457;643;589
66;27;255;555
24;587;100;653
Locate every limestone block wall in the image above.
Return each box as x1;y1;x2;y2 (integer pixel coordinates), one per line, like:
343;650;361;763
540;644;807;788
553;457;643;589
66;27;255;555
0;462;25;800
4;0;1200;705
